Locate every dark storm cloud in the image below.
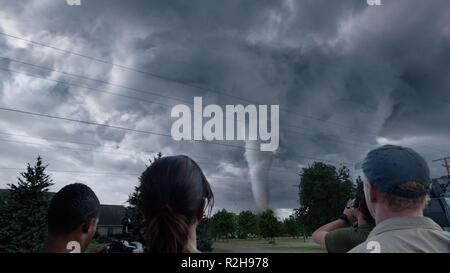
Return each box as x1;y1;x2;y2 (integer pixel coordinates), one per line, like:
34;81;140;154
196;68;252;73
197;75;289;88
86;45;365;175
0;0;449;214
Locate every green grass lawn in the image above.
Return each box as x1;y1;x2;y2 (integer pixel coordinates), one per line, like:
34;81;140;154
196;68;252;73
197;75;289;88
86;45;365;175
85;237;326;253
212;237;326;253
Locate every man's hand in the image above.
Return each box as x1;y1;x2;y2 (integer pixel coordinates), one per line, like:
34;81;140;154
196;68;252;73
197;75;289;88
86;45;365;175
312;199;359;247
343;199;357;224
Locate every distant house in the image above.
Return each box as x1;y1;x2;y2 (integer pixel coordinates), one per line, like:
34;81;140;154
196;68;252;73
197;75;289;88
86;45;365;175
0;189;127;236
97;204;127;236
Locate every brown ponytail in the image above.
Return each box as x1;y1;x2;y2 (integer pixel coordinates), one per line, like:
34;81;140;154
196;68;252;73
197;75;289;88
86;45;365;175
146;207;190;253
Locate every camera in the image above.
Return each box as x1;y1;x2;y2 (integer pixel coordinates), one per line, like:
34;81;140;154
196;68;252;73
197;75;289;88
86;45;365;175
103;240;144;253
351;198;360;209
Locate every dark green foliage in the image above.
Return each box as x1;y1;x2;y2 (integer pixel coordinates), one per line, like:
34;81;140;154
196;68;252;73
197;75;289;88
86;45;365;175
209;209;236;240
297;162;353;232
125;152;162;243
283;214;302;238
196;218;213;251
258;209;280;243
236;210;259;239
94;235;114;245
0;156;53;253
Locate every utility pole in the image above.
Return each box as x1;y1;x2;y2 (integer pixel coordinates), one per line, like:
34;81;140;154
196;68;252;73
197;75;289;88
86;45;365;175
432;157;450;177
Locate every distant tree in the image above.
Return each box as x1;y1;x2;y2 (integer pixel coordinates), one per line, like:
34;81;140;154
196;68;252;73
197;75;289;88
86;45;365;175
0;156;53;252
209;209;236;240
293;208;311;242
125;152;162;242
297;162;353;232
258;209;280;244
236;210;259;239
196;217;213;252
283;214;301;238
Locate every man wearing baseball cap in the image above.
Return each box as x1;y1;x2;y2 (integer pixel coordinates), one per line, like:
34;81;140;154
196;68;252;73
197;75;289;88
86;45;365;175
349;145;450;253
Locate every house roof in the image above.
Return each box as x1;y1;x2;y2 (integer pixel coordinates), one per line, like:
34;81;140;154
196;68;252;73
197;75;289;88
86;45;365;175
98;204;126;226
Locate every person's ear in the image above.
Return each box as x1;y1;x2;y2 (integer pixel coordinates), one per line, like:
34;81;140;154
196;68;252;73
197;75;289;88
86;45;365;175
81;222;89;234
368;182;378;203
196;209;204;223
82;218;98;234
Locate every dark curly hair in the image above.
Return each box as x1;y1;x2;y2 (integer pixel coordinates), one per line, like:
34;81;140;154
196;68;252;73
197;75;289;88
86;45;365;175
47;183;100;234
354;181;375;224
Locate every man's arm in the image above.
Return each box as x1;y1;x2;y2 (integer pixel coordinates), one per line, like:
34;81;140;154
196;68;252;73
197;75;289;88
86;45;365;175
312;199;356;247
312;219;348;246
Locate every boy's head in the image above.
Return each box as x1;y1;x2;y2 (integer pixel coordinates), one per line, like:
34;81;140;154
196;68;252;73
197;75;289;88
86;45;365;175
47;183;100;251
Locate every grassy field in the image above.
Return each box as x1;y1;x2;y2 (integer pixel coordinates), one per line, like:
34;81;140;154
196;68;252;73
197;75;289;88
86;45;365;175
86;237;327;253
211;237;326;253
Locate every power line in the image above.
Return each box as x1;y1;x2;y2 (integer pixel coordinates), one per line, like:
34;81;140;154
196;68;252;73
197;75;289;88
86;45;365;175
0;66;263;136
432;157;450;177
1;35;440;163
0;137;231;168
0;32;369;131
1;66;290;145
0;32;185;84
0;167;259;185
0;133;351;172
0;106;260;152
3;56;373;124
0;98;409;166
0;138;145;157
1;60;351;136
0;167;140;176
0;131;118;149
3;32;447;158
0;66;413;157
0;56;190;105
0;61;393;154
0;106;361;166
0;131;214;162
0;68;442;165
0;133;352;181
2;58;445;157
0;132;232;163
0;67;176;109
0;33;444;182
0;66;363;146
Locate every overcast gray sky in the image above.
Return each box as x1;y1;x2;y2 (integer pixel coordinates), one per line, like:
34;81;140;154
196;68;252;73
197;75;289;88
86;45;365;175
0;0;449;217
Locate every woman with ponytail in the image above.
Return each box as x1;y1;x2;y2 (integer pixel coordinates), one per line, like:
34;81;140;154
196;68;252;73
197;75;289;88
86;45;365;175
138;155;214;253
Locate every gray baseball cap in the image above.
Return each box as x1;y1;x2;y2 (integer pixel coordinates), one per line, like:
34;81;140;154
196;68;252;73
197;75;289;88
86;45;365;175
355;145;431;198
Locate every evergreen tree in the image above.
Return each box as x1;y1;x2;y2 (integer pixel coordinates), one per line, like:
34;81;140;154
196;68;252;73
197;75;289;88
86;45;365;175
125;152;163;243
0;156;53;252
